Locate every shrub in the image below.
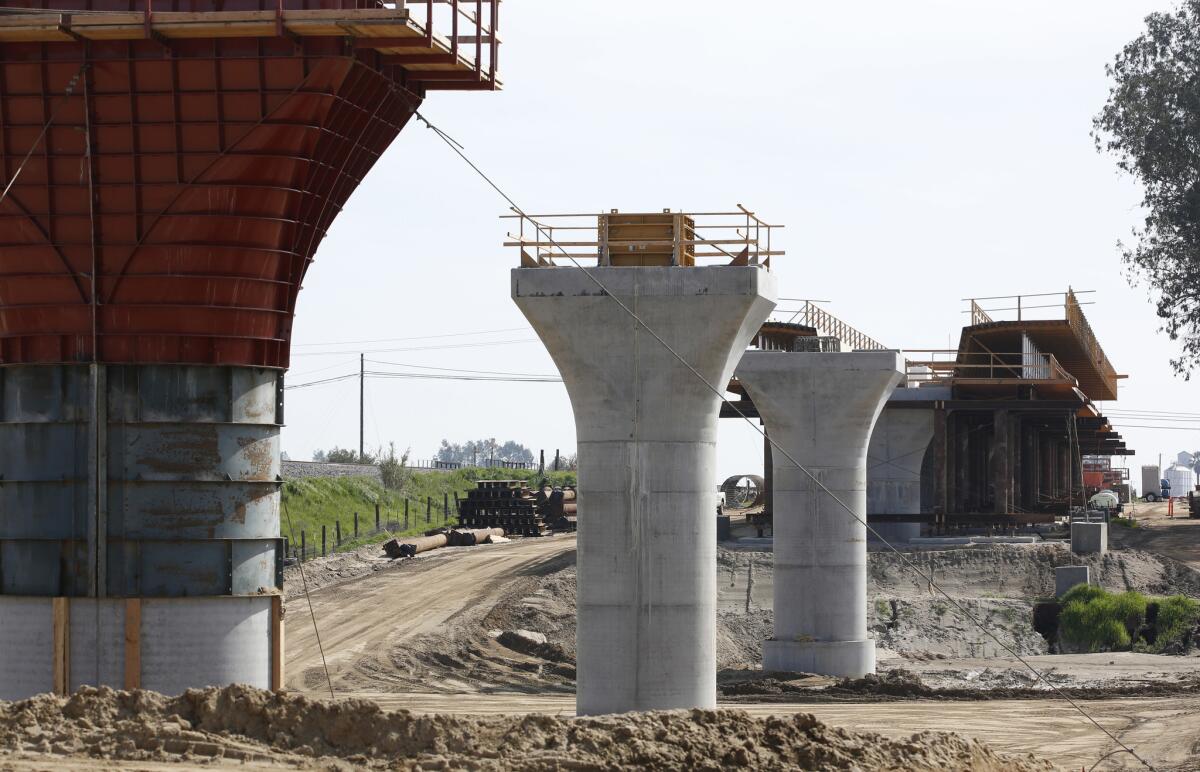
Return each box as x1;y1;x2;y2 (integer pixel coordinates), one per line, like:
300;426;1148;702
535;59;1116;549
1059;595;1131;652
378;442;411;491
1060;583;1106;606
1111;591;1148;638
1154;595;1200;653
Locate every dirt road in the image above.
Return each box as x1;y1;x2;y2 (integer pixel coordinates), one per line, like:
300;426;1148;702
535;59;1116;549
284;533;578;694
1112;500;1200;571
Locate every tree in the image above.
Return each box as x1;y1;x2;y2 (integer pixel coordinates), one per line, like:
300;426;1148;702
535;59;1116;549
436;437;536;465
1094;1;1200;376
319;446;376;464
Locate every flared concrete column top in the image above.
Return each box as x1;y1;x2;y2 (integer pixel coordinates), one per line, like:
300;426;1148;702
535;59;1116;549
513;266;777;444
736;350;906;453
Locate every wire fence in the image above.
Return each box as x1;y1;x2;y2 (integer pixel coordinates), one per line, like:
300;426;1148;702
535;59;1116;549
285;496;459;562
408;458;542;471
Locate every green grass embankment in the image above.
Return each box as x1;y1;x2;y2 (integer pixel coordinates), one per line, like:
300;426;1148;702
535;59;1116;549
1058;584;1200;654
280;467;577;556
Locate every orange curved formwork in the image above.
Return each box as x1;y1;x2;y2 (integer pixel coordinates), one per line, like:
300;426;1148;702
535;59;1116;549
0;0;498;369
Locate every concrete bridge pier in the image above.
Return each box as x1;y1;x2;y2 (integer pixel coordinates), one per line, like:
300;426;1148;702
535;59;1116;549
736;351;904;677
513;266;775;715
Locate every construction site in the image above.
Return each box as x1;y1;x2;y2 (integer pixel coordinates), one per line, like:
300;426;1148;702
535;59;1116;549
2;2;1199;771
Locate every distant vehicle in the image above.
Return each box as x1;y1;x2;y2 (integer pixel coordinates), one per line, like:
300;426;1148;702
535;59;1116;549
1141;465;1163;502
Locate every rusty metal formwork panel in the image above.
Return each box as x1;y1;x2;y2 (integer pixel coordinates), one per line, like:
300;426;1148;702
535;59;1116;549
0;363;281;597
0;0;460;369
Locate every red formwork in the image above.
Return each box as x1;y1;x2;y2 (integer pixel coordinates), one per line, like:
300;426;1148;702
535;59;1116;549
0;0;495;369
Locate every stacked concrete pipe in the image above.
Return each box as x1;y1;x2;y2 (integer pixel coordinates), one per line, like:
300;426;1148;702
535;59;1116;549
736;351;904;677
515;266;775;715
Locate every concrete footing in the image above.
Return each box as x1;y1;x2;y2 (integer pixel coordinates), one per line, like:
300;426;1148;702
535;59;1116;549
868;522;921;543
1055;566;1091;597
1070;522;1108;555
736;351;903;678
514;266;775;715
764;638;876;676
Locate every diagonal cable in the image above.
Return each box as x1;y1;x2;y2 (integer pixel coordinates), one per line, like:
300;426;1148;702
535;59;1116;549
412;109;1156;771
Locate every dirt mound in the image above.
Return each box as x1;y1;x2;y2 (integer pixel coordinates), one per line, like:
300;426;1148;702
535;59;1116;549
0;684;1051;771
718;668;1200;703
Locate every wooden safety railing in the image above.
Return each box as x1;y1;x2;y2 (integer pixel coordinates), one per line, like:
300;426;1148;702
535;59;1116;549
904;349;1078;386
502;206;783;267
779;299;888;351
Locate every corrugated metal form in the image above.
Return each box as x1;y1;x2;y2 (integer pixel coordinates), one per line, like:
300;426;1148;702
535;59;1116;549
0;0;500;698
0;0;499;369
0;364;282;597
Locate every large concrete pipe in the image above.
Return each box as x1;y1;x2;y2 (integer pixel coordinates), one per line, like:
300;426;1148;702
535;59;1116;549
449;528;505;546
514;265;776;714
736;351;903;677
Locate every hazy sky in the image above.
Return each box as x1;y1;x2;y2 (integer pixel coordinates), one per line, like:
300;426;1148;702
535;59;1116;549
283;0;1197;486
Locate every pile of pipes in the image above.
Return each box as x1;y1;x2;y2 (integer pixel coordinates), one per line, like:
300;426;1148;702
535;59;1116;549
383;526;506;558
538;485;577;531
458;480;549;536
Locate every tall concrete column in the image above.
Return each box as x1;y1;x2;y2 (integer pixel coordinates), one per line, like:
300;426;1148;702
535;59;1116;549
513;266;775;715
866;405;935;516
736;351;903;677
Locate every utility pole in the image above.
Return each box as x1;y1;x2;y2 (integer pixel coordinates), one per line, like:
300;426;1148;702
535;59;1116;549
359;353;365;460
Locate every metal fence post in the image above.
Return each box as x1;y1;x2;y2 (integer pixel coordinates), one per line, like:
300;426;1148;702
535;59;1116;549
443;493;448;523
354;511;359;538
321;525;326;556
405;499;410;530
335;520;341;546
301;530;306;563
426;496;431;523
375;503;381;531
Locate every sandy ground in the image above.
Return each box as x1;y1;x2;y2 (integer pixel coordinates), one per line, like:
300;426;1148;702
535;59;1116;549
276;528;1200;770
1113;499;1200;571
0;685;1052;771
285;533;579;694
340;692;1200;771
7;514;1189;771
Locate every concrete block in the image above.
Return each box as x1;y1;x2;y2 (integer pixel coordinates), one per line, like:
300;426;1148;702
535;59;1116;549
1055;566;1091;597
1070;521;1108;555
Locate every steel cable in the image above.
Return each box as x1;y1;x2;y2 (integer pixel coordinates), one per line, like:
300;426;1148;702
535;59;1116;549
282;501;336;700
412;110;1157;771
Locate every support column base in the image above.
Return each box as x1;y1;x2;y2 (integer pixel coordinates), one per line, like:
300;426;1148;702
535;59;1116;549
763;638;875;678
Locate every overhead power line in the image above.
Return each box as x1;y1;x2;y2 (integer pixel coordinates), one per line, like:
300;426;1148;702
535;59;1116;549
366;370;561;383
365;358;558;378
285;368;563;390
291;326;530;347
290;338;538;357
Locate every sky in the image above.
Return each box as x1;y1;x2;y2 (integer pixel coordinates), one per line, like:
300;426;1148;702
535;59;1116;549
282;0;1199;487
